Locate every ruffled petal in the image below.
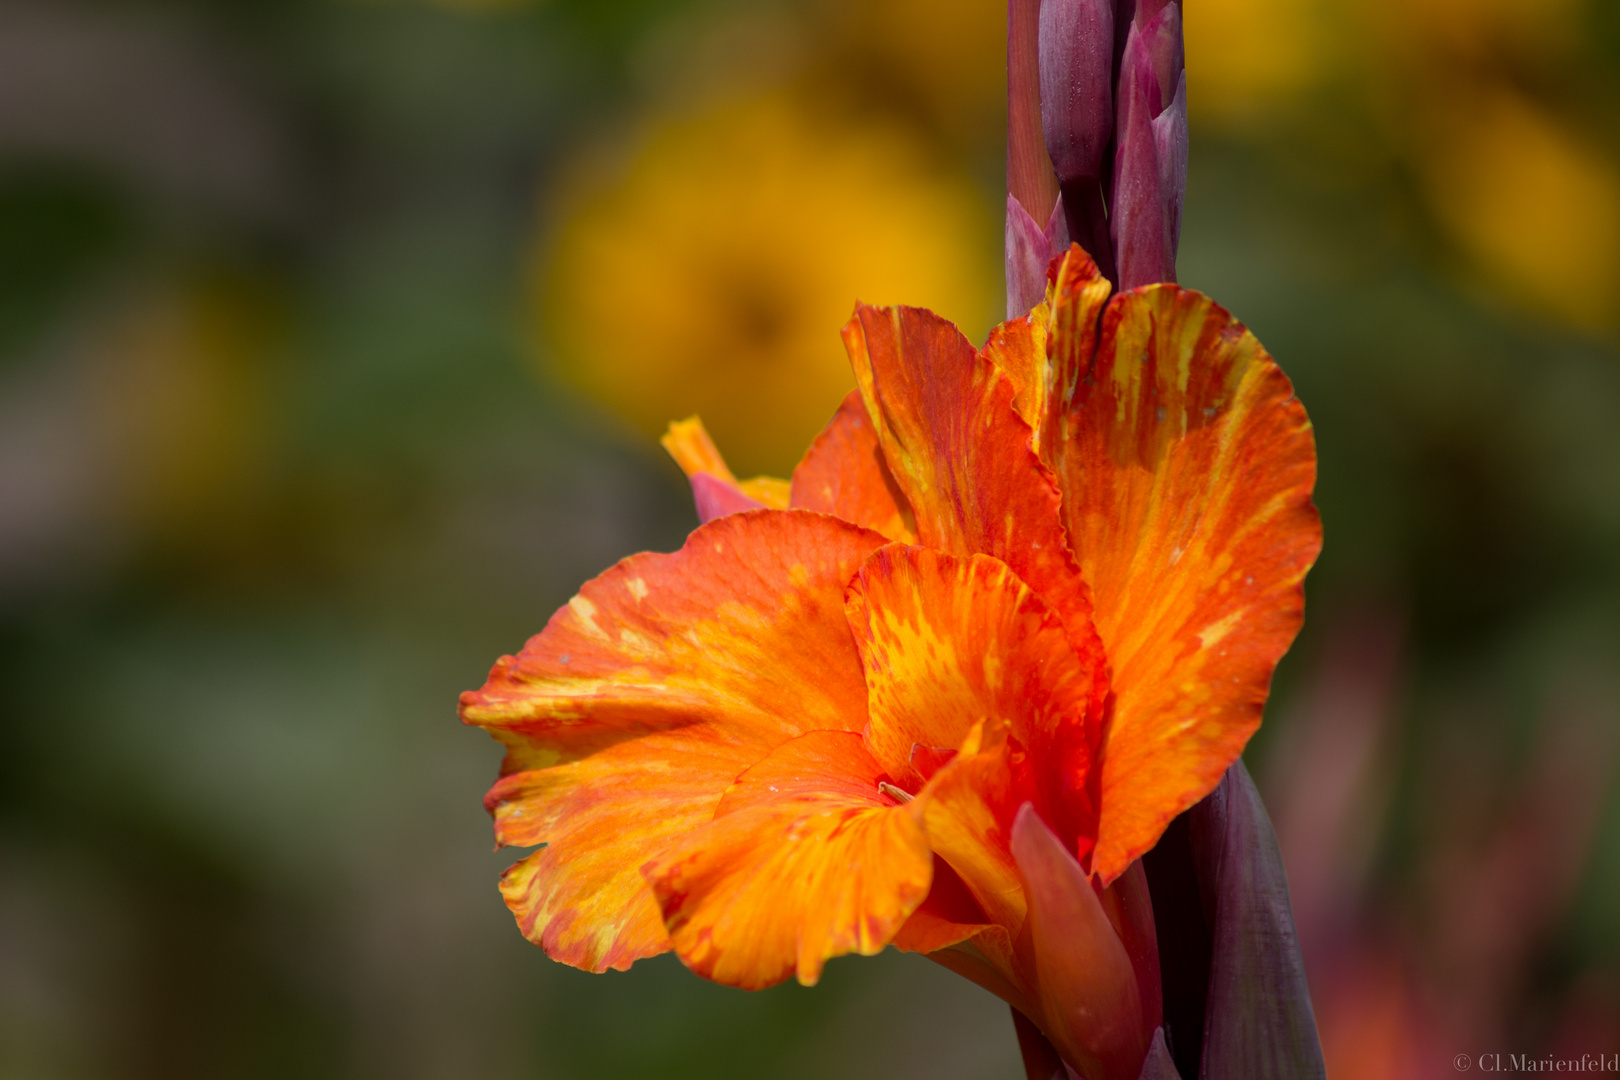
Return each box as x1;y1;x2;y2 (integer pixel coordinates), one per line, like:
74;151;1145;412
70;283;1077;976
840;305;1107;682
789;391;917;543
662;416;790;522
460;510;887;971
981;304;1051;441
643;730;932;989
914;719;1031;933
846;545;1097;845
1041;250;1322;882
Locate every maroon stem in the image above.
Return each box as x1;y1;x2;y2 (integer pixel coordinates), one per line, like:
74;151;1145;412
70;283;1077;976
1009;0;1060;225
1012;1006;1070;1080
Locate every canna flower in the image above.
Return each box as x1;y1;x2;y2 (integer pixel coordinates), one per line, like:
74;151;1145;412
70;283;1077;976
460;244;1321;1079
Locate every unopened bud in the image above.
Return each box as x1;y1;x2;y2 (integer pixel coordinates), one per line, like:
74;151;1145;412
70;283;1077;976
1039;0;1115;185
1110;3;1186;289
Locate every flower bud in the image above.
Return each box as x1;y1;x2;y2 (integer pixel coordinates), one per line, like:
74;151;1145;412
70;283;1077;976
1039;0;1115;185
1110;2;1186;289
1039;0;1118;281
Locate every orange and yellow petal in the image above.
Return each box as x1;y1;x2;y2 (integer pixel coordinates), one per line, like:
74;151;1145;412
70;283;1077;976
840;305;1106;682
789;390;917;543
912;719;1031;933
901;719;1038;1016
643;731;931;989
460;510;887;969
1041;250;1322;882
891;855;992;955
980;304;1051;441
846;545;1096;832
483;723;799;971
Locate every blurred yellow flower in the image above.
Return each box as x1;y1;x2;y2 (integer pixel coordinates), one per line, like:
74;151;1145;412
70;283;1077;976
1185;0;1323;124
1422;88;1620;330
537;94;995;476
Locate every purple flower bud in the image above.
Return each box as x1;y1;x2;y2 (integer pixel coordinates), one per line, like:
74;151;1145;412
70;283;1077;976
1010;0;1061;227
1110;3;1186;289
1134;0;1184;109
1153;70;1188;255
1038;0;1119;281
1039;0;1115;185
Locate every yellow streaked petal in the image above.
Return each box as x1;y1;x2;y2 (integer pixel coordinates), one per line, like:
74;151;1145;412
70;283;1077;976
1042;249;1322;882
644;731;932;989
461;510;886;971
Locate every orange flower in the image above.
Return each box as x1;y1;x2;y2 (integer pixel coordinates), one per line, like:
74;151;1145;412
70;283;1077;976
460;247;1320;1079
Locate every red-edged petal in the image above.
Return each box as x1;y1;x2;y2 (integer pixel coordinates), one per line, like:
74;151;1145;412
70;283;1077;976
459;510;887;971
840;305;1106;683
643;730;932;989
1042;250;1322;882
1012;804;1147;1080
846;545;1097;847
789;390;917;543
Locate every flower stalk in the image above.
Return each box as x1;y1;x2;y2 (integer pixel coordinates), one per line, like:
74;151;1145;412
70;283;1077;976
1006;0;1190;313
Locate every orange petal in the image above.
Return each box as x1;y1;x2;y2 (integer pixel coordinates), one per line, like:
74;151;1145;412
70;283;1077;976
1042;249;1322;882
913;718;1031;933
662;416;790;521
643;730;932;989
841;305;1106;683
891;855;992;955
902;720;1036;1017
789;390;917;543
460;510;887;971
846;546;1097;847
981;304;1050;441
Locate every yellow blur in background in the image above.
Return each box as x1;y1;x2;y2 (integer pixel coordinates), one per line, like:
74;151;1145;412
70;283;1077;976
539;93;994;477
541;0;1620;472
1190;0;1620;329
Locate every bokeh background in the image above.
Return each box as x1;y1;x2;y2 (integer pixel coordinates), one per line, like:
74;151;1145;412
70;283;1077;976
1;0;1618;1077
